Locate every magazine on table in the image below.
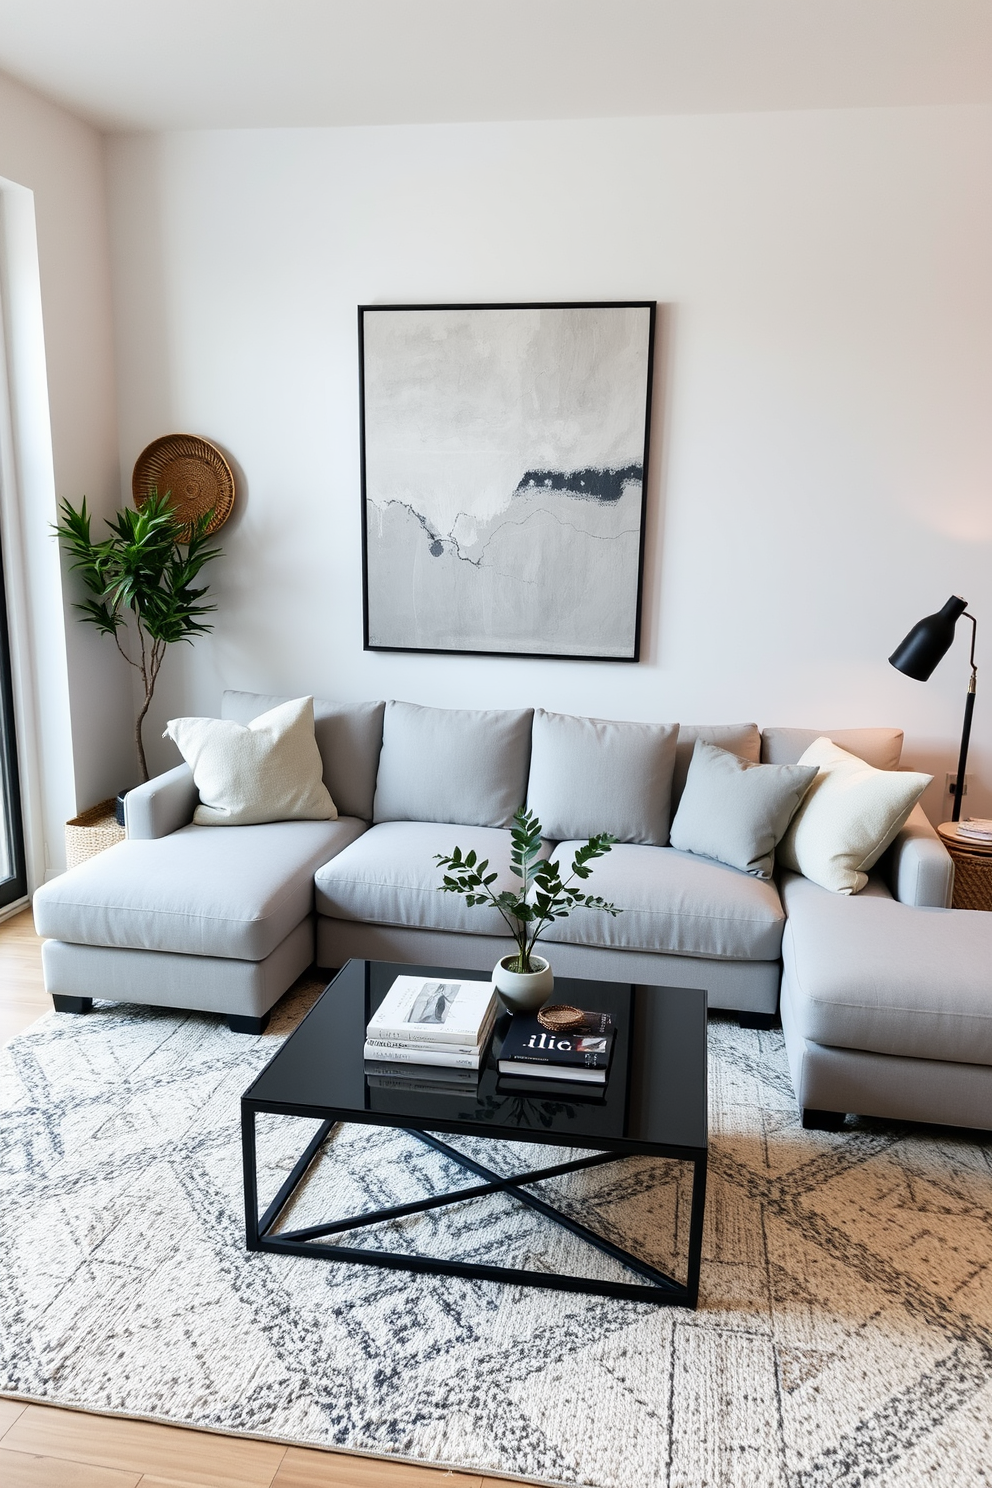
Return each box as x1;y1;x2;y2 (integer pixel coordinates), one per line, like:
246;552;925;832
957;818;992;842
497;1009;616;1084
367;974;497;1047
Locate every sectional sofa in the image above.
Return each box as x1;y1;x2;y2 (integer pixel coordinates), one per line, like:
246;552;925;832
35;691;988;1131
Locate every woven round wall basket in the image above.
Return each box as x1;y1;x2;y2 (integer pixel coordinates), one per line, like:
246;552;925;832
132;433;235;537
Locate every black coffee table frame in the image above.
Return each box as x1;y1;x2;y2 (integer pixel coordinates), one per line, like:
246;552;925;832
241;1107;708;1307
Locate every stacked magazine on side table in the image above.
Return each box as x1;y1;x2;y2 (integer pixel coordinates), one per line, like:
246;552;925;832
364;974;497;1094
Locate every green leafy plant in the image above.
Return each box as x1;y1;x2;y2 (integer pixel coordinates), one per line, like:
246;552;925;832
55;489;222;781
436;805;620;974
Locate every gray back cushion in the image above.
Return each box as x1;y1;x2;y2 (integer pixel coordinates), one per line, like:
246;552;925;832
673;724;761;812
373;701;533;828
761;726;903;770
526;709;679;845
222;691;385;821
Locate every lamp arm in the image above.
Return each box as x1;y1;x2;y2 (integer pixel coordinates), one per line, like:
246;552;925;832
965;611;978;677
951;612;978;823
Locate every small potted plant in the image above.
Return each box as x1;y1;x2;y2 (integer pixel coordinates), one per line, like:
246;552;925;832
436;806;620;1011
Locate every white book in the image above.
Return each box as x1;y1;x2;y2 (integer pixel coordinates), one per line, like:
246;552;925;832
362;1041;482;1069
364;1010;494;1059
368;974;496;1047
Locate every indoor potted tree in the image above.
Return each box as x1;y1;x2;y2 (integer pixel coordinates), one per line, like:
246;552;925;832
436;806;620;1011
56;490;222;797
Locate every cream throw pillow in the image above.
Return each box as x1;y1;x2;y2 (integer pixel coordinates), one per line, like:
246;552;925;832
164;696;336;826
777;737;931;894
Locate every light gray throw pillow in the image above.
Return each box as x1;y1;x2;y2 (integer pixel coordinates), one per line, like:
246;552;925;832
669;739;818;878
526;709;679;845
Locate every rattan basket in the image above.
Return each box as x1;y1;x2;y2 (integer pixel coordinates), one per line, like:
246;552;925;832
65;799;125;869
948;847;992;911
937;823;992;912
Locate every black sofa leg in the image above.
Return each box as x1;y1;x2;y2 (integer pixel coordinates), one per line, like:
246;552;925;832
52;995;93;1015
228;1011;270;1035
738;1011;778;1031
802;1107;847;1131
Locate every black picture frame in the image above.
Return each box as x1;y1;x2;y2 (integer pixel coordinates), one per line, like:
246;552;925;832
359;300;656;662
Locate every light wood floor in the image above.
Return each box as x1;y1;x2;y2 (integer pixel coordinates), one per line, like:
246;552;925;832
0;909;517;1488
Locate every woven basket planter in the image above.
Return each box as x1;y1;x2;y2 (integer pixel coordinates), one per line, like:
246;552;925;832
65;799;125;870
948;847;992;912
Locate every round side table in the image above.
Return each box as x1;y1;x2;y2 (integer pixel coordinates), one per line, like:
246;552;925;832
937;823;992;911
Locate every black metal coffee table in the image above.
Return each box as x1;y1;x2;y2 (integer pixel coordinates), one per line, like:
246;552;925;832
241;959;708;1307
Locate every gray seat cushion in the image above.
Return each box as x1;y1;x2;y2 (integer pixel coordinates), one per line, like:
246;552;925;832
780;870;992;1065
34;817;367;960
222;691;385;821
315;820;551;938
373;702;533;828
541;842;786;960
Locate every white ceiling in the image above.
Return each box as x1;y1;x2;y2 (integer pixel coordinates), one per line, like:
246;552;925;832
0;0;990;132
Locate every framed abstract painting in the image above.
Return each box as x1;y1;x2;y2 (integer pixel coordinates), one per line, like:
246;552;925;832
359;300;655;660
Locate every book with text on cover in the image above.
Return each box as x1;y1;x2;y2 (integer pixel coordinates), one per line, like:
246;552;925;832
367;974;497;1047
497;1010;616;1084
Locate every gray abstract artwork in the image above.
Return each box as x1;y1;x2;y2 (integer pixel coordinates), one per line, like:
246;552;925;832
360;303;654;658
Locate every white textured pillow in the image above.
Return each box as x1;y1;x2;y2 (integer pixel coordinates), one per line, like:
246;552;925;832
164;696;336;826
777;737;931;894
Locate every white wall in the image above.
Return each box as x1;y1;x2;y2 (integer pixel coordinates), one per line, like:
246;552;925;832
0;68;129;882
106;108;992;821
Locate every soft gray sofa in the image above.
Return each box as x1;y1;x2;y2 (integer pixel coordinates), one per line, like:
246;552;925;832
35;691;982;1131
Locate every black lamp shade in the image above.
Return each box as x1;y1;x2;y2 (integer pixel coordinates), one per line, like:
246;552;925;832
889;596;968;681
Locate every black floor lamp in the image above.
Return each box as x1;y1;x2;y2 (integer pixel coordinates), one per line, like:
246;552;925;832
889;596;978;823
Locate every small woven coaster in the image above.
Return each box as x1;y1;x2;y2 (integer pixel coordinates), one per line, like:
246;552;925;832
537;1004;584;1032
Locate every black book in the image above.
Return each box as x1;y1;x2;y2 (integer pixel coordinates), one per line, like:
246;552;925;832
497;1010;615;1083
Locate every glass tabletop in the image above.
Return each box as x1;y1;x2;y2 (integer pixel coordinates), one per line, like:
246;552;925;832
244;959;708;1156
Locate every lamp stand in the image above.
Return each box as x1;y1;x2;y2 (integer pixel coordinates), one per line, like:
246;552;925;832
951;612;978;824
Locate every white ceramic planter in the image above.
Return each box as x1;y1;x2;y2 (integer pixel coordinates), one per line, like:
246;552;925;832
492;954;554;1013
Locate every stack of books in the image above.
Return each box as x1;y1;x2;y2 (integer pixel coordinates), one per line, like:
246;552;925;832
364;974;497;1081
958;818;992;846
497;1009;616;1084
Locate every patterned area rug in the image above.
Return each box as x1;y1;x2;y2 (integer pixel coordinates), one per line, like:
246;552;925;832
1;979;991;1487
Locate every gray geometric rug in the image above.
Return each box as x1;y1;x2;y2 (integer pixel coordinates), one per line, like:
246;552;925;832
2;979;991;1487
